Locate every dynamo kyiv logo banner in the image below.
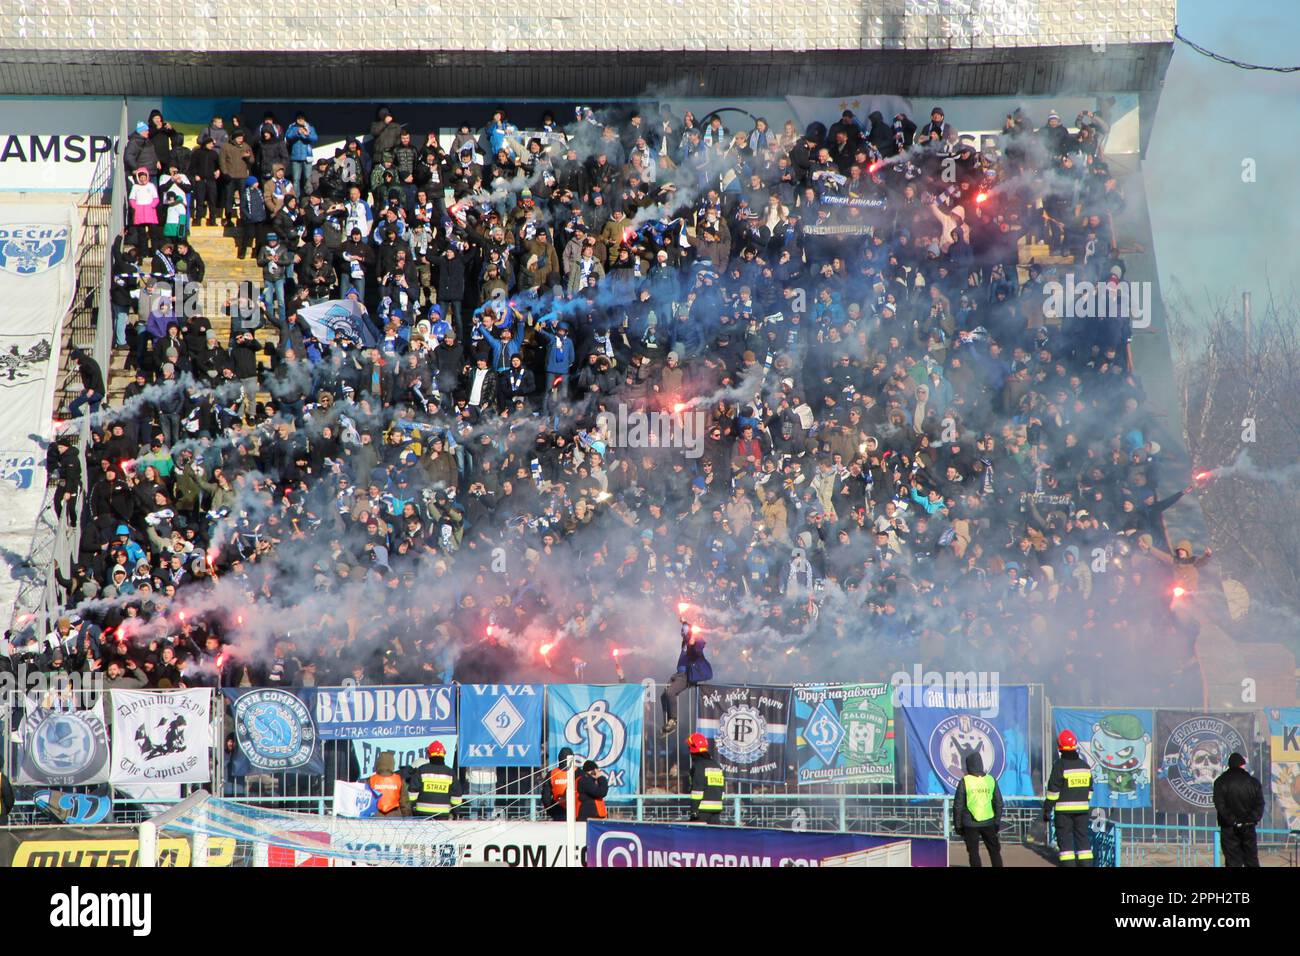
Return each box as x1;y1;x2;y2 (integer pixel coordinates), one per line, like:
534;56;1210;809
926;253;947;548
459;684;544;767
224;688;323;776
901;685;1032;796
547;684;643;795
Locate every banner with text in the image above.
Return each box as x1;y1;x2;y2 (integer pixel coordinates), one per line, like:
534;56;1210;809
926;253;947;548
312;684;456;739
351;734;457;777
697;684;790;785
224;687;323;776
458;684;544;767
16;693;110;786
546;684;643;795
1052;708;1155;809
793;683;894;785
1153;711;1255;815
1267;707;1300;832
109;689;211;784
0;202;79;607
586;820;947;867
900;685;1032;796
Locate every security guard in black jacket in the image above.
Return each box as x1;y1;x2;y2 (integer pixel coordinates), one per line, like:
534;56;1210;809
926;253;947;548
407;741;463;818
1213;753;1265;867
687;733;725;823
1043;730;1093;865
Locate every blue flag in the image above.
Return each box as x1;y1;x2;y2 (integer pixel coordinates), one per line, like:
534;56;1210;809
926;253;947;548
299;298;378;348
547;684;643;795
1052;708;1155;808
900;685;1032;796
458;684;544;767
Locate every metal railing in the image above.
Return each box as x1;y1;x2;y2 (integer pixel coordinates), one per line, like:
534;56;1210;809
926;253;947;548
1099;822;1300;868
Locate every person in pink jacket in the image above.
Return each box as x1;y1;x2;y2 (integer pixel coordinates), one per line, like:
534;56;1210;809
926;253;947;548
128;166;162;253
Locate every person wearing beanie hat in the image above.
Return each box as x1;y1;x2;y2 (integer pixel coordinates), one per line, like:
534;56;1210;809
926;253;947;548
1213;752;1264;866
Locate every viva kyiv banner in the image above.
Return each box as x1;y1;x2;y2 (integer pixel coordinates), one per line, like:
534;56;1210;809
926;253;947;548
458;684;543;767
224;688;324;776
901;685;1032;796
546;684;643;795
1052;708;1154;809
1266;708;1300;832
793;683;894;785
697;684;790;784
1153;711;1254;814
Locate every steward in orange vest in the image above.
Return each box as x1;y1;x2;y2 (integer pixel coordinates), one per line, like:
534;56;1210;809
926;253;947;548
368;751;410;816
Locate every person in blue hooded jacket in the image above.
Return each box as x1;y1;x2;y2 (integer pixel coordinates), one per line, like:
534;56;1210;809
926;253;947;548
660;615;712;736
285;112;318;198
536;320;576;413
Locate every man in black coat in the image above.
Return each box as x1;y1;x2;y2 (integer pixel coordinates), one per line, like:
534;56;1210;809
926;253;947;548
1213;753;1265;867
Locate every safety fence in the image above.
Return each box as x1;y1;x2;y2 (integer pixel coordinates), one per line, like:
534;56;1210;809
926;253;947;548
1094;822;1300;868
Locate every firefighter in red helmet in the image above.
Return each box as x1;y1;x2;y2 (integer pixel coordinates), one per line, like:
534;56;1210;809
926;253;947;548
408;740;463;819
687;733;725;824
1043;730;1094;865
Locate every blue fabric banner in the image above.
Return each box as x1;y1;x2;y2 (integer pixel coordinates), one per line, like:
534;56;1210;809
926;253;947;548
546;684;643;795
224;688;324;776
1052;708;1155;809
312;685;456;740
900;685;1032;796
586;820;947;867
458;684;544;767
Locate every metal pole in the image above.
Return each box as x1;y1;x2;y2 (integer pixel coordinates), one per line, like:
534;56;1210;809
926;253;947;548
564;754;577;867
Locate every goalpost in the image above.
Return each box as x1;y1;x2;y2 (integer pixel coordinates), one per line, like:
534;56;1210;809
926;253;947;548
139;759;586;868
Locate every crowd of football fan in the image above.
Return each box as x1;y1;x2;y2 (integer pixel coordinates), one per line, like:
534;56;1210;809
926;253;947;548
17;99;1212;707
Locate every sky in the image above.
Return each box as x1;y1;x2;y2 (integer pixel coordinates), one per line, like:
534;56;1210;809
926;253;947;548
1144;0;1300;313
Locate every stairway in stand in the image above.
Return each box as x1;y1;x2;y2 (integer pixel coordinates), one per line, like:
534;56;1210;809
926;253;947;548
105;223;279;407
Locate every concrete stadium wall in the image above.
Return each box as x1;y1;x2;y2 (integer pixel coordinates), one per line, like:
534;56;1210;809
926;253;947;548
2;0;1173;53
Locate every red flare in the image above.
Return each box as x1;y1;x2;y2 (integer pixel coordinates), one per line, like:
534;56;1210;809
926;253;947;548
1172;586;1187;599
673;402;687;414
975;192;988;204
178;611;186;623
611;647;620;658
215;652;225;668
236;615;244;627
1194;471;1212;482
691;624;701;636
677;602;690;615
867;161;883;174
539;641;553;656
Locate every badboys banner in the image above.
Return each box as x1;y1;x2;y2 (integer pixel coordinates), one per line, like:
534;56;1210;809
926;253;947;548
458;684;544;767
696;684;790;785
1266;708;1300;831
793;683;894;785
586;820;947;868
547;684;643;795
16;693;110;786
224;687;323;775
1153;711;1254;814
312;684;456;739
109;689;211;784
900;685;1033;796
1052;708;1154;809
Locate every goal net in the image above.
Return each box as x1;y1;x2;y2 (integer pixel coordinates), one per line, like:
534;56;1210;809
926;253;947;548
140;758;582;867
140;791;468;867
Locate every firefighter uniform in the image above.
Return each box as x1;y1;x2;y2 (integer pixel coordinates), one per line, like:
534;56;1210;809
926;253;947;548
1044;750;1093;865
690;755;726;824
408;758;463;818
